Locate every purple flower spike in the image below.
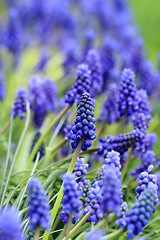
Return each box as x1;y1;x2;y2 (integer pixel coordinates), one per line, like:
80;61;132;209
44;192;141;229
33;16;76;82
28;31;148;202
71;92;96;151
86;49;103;96
0;206;22;240
28;178;51;230
117;186;157;240
101;166;122;216
118;68;138;117
65;64;91;104
4;8;22;57
99;83;120;124
60;173;82;224
74;157;89;194
13;87;27;119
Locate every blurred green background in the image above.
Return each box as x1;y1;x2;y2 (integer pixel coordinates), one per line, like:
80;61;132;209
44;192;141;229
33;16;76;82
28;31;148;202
130;0;160;64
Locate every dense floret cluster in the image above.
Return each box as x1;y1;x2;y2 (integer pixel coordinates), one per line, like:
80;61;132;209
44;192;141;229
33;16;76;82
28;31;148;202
28;178;51;230
117;186;156;239
13;87;27;119
60;173;82;223
71;92;96;151
65;64;91;104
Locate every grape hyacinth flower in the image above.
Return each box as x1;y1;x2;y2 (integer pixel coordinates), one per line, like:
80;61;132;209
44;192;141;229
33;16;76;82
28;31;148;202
65;64;91;104
0;206;22;240
131;150;156;176
28;75;57;127
0;72;5;101
28;75;47;127
85;229;104;240
101;166;122;216
117;185;156;239
99;83;120;124
30;131;45;161
98;128;143;156
35;49;50;72
136;166;159;206
144;133;157;151
4;9;22;61
137;89;152;121
118;68;138;117
60;173;82;223
71;92;96;151
82;28;95;58
104;150;122;178
28;178;51;230
84;181;103;223
86;49;103;96
138;60;157;96
13;87;27;119
101;37;117;89
74;157;89;193
42;77;57;112
62;38;78;76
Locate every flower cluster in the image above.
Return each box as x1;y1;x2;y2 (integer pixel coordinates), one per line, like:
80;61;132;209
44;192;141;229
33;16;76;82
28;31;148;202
99;83;120;124
4;9;22;58
71;92;96;151
101;166;122;216
136;166;159;206
137;89;152;121
84;181;103;223
118;68;138;117
13;87;27;119
98;129;143;156
0;206;22;240
30;131;45;161
74;157;89;193
27;177;51;230
86;49;103;96
60;173;82;223
65;64;91;104
104;150;121;174
117;186;156;239
28;75;57;127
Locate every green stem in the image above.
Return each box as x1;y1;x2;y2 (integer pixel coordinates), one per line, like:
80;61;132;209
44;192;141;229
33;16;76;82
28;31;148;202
23;104;71;181
121;147;134;182
65;212;72;240
66;210;91;239
0;119;11;134
34;228;40;240
60;225;67;240
102;228;124;239
42;139;83;240
79;146;100;155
